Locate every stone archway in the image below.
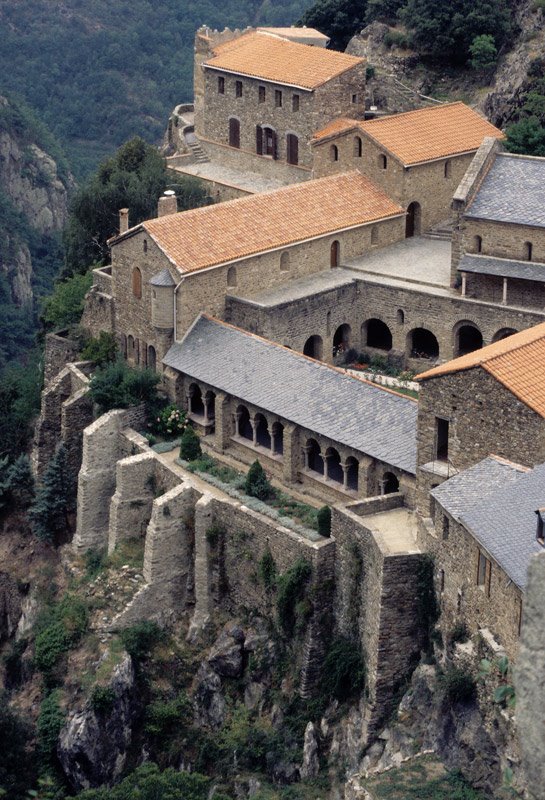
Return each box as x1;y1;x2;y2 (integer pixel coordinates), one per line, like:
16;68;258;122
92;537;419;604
303;335;323;360
454;322;483;357
406;202;421;238
407;328;439;359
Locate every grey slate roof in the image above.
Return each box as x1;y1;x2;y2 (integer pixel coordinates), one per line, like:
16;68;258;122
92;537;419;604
163;315;418;473
432;457;545;589
150;268;176;287
459;254;545;283
431;456;528;522
465;154;545;228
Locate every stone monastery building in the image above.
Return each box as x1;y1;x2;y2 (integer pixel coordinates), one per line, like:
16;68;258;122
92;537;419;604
56;25;545;727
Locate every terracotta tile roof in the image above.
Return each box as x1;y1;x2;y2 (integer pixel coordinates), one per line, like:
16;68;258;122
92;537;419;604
354;103;503;165
204;31;364;90
312;117;361;141
417;321;545;417
138;172;403;274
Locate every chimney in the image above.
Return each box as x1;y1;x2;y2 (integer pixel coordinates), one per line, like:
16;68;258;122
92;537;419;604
119;208;129;234
535;508;545;546
158;190;178;218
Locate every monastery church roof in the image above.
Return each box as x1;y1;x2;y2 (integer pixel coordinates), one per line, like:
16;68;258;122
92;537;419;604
126;172;403;274
163;315;418;474
204;30;364;90
417;321;545;418
313;103;504;166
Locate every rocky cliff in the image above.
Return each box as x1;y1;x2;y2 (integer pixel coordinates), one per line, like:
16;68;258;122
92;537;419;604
0;94;71;306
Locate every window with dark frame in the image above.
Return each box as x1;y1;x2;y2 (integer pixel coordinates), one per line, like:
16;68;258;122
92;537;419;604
292;93;300;111
477;551;492;596
435;417;449;461
259;86;266;103
235;80;243;98
218;76;225;94
275;89;282;107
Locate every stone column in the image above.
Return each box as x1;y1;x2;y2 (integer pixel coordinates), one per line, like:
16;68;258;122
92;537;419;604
235;409;243;438
461;272;467;297
323;452;332;481
203;393;211;424
251;417;258;447
214;392;231;451
186;392;193;415
282;423;298;483
302;444;311;470
502;277;508;305
340;461;349;491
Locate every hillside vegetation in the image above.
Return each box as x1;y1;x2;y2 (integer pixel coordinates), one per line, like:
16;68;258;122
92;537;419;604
0;0;311;180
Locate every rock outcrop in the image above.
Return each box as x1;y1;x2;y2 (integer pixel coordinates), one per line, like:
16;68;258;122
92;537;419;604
58;655;140;791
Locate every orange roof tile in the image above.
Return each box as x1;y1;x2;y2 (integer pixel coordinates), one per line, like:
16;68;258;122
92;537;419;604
312;117;361;141
135;172;403;274
256;27;330;41
417;322;545;417
204;31;364;90
352;103;504;165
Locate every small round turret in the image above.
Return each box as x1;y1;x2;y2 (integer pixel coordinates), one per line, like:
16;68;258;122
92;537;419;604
150;269;175;330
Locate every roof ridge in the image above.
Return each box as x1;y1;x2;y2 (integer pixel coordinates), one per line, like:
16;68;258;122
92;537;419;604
359;101;464;127
488;454;531;472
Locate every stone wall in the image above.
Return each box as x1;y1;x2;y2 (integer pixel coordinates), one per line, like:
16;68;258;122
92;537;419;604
33;363;93;479
421;512;523;660
200;139;312;184
312;127;475;231
332;505;425;732
516;550;545;800
415;369;545;514
43;331;79;384
227;269;545;369
80;285;116;339
460;218;545;267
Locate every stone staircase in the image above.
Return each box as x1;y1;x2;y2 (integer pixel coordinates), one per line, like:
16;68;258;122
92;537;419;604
184;127;209;164
424;219;454;241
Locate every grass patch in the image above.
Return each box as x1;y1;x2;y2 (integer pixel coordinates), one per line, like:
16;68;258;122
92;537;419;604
363;755;486;799
106;538;145;571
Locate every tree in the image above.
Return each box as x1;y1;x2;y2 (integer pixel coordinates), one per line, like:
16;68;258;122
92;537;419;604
505;116;545;157
469;34;497;70
81;331;118;365
244;460;273;501
6;455;35;509
63;137;212;276
29;444;75;543
88;360;159;413
365;0;405;24
299;0;368;51
0;356;42;460
400;0;512;64
41;271;93;331
179;425;202;461
317;505;332;537
0;698;36;800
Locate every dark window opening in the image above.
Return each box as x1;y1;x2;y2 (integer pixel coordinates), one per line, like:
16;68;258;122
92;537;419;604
354;136;362;157
237;405;253;440
330;240;340;267
409;328;439;359
218;76;225;94
229;117;240;149
333;323;351;358
456;324;483;356
383;471;399;494
405;201;421;238
292;94;300;112
365;318;392;351
287;133;299;165
235;80;243;98
255;413;271;449
330;144;338;162
275;89;282;107
524;241;533;261
379;154;387;169
303;335;323;360
258;85;266;103
435;417;449;462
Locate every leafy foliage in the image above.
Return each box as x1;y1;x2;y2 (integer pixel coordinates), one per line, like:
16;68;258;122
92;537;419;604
70;761;210;800
505;116;545;156
120;621;164;661
0;357;43;460
244;460;273;501
299;0;368;50
37;690;65;766
89;686;116;715
150;403;187;438
276;558;312;635
0;698;36;800
469;34;498;70
34;595;89;679
63;137;212;275
320;636;365;702
41;272;93;331
259;549;277;589
442;667;476;703
80;331;118;365
399;0;512;64
88;359;160;413
29;444;76;543
179;425;203;461
317;505;331;537
0;454;35;511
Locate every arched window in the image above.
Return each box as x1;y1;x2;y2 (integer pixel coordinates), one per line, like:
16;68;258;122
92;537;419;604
370;225;379;245
236;405;252;440
383;472;399;494
353;136;362;158
408;328;439;359
143;239;148;253
333;323;351;358
524;241;533;261
379;154;388;170
148;345;156;372
330;144;338;162
325;447;343;484
454;322;483;357
330;240;340;268
363;318;392;351
492;327;517;342
303;335;323;360
345;456;359;491
405;202;421;238
229;117;240;149
287;133;299;165
227;266;237;288
444;160;451;178
132;267;142;299
120;333;127;358
473;235;482;254
272;421;284;456
127;335;134;358
305;439;323;475
280;251;290;272
254;413;271;449
188;384;204;417
397;309;405;325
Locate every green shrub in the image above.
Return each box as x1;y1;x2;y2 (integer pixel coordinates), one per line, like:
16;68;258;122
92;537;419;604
276;559;312;635
179;425;202;461
121;621;164;661
469;34;497;69
68;761;211;800
90;685;116;715
442;667;476;703
317;506;331;537
41;272;93;331
29;443;75;543
244;460;272;501
320;637;365;702
84;548;106;578
144;691;191;743
34;595;89;678
34;621;71;675
81;330;118;365
259;549;277;590
384;30;410;49
89;360;160;413
37;690;65;764
0;696;36;799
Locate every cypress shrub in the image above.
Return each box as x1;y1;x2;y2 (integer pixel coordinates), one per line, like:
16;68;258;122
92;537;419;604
317;505;331;537
244;460;272;501
179;425;202;461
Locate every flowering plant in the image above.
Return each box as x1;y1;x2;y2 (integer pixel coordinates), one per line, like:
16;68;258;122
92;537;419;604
149;404;187;438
